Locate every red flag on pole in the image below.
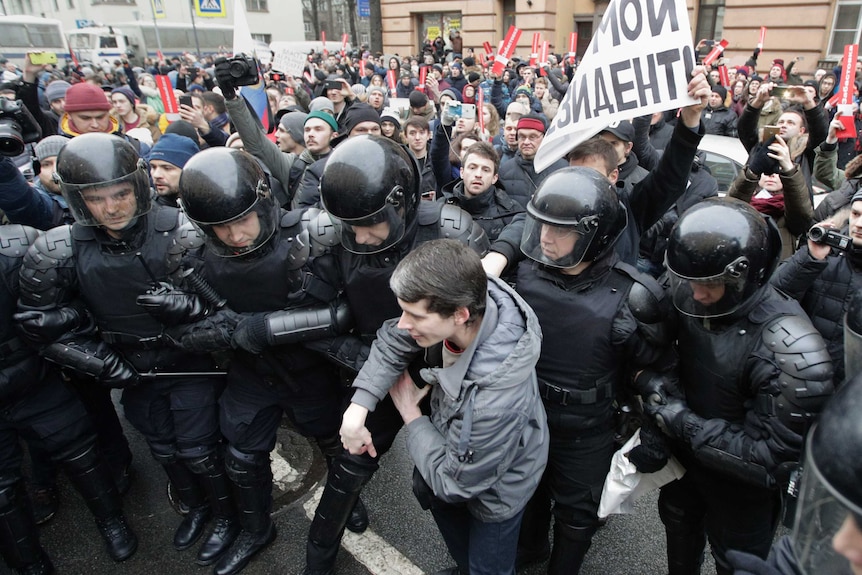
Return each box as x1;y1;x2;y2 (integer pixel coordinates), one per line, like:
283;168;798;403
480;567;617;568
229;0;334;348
386;69;397;98
836;44;860;139
568;32;577;66
156;75;179;121
418;66;427;93
757;27;767;50
718;65;730;87
477;87;485;136
483;42;493;59
492;26;522;76
702;39;728;66
530;33;540;67
539;41;549;76
321;31;327;57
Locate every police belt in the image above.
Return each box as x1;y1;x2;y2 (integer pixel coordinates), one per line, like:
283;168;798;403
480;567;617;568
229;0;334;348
100;332;164;350
539;379;615;406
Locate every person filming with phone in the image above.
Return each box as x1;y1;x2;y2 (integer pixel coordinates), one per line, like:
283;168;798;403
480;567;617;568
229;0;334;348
737;76;829;192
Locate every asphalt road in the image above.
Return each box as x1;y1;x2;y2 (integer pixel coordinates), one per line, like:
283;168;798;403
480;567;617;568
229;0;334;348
11;390;734;575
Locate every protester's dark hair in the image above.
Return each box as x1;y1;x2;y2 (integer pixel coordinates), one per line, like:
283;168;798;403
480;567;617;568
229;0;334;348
449;129;482;166
402;116;430;133
566;137;619;176
390;239;487;321
201;91;226;115
781;105;809;133
462;141;500;175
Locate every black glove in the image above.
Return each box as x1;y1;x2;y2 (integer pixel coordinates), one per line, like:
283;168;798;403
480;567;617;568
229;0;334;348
626;421;670;473
42;339;140;389
214;57;237;100
645;398;699;440
231;313;269;354
747;140;781;176
178;309;242;353
15;305;87;344
136;282;214;326
304;335;370;374
633;370;677;407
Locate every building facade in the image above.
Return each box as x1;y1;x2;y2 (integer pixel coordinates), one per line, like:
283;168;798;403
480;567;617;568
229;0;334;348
378;0;849;78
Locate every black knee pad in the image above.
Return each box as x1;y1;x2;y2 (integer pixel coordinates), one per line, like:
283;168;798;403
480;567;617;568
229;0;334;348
149;442;178;466
56;439;100;469
225;446;271;487
329;454;377;494
50;434;98;465
0;480;21;509
316;435;343;460
659;495;703;533
184;451;220;476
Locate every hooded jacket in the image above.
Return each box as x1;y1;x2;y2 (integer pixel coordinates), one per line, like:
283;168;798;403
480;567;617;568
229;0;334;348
351;276;548;521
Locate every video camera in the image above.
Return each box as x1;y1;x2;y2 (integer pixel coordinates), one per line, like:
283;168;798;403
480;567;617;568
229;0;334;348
0;99;41;157
809;224;852;251
225;55;260;87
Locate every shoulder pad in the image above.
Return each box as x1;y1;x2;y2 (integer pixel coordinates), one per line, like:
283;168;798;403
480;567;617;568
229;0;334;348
438;204;490;255
287;208;339;270
761;314;834;429
613;262;666;324
166;221;205;277
280;209;303;230
154;204;180;233
0;224;40;258
27;225;74;269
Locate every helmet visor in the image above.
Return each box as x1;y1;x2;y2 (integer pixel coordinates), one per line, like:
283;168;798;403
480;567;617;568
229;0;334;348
192;195;279;258
666;255;750;318
332;201;405;254
57;160;151;228
520;212;596;268
791;442;862;575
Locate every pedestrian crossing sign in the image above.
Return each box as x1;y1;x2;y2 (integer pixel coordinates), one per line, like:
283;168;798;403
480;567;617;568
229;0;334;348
195;0;227;18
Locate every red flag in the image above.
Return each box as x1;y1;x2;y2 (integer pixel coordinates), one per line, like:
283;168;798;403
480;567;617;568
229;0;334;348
321;31;327;56
757;27;767;50
341;33;349;58
539;41;549;76
702;39;728;67
530;33;540;67
568;32;577;65
483;41;493;58
492;26;522;76
386;69;397;97
836;44;860;139
718;65;730;87
418;66;427;93
156;75;179;120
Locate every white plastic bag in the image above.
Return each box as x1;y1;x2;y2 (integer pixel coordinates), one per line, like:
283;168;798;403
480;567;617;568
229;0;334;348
598;428;686;518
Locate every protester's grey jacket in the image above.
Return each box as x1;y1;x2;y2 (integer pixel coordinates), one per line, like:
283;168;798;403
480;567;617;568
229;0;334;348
351;276;548;521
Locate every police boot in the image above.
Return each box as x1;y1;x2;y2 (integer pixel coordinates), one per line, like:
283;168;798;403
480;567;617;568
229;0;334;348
0;481;54;574
660;504;705;575
59;443;137;562
213;449;276;575
515;485;551;569
547;522;596;575
187;453;240;566
160;457;211;551
303;457;375;574
318;435;369;535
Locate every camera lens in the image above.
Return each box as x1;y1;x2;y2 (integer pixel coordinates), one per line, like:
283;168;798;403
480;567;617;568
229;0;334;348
0;119;24;157
229;60;249;79
808;225;825;242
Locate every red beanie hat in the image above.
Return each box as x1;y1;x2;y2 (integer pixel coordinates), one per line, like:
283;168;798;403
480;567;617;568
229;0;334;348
64;83;112;112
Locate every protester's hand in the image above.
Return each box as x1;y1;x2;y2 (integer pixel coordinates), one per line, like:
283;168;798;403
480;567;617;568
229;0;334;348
481;251;508;277
179;103;210;134
389;370;429;425
679;65;711;128
747;140;781;176
23;53;44;83
770;135;795;173
752;82;773;108
340;403;376;457
826;116;844;144
807;221;836;260
213;57;237;99
786;85;814;109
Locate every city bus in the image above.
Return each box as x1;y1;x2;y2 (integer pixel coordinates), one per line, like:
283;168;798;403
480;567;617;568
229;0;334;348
0;16;71;66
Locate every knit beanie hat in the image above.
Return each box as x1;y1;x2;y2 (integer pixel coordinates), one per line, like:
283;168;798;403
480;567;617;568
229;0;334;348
110;86;137;107
439;88;461;102
164;120;200;143
34;135;69;162
305;110;338;132
514;85;533;97
368;85;386;97
148;133;200;168
280;111;308;144
517;114;547;134
64;83;112;112
408;90;428;108
44;80;71;103
467;72;481;84
711;84;727;102
309;96;335;114
340;103;381;136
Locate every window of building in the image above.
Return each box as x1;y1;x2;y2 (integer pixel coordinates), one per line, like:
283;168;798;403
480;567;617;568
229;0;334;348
695;0;725;44
503;0;516;33
572;18;593;58
246;0;268;11
53;0;59;10
252;33;271;43
829;1;862;56
67;0;75;7
360;32;369;46
304;21;312;34
418;12;461;54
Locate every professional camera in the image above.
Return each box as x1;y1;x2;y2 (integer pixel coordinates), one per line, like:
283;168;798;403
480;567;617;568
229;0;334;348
808;224;853;251
0;99;42;157
225;55;260;87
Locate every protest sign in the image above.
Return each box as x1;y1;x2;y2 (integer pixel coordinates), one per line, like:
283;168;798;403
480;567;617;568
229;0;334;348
534;0;698;172
271;49;307;77
836;44;859;139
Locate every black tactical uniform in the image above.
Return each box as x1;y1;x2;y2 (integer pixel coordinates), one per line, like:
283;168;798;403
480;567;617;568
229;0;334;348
513;167;674;574
299;135;488;575
16;134;237;568
647;199;834;575
2;224;136;572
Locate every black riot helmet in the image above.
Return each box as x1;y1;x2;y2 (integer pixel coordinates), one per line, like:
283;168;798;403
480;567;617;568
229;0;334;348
179;147;278;257
791;373;862;574
319;135;420;254
54;132;150;228
520;166;626;268
665;198;780;318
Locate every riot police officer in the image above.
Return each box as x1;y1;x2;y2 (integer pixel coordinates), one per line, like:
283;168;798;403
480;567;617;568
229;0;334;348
16;133;236;568
313;135;488;575
140;146;360;575
512;167;674;574
646;198;834;574
1;224;136;571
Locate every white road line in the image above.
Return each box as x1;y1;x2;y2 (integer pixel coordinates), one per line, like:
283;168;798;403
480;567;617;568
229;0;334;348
303;486;425;575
